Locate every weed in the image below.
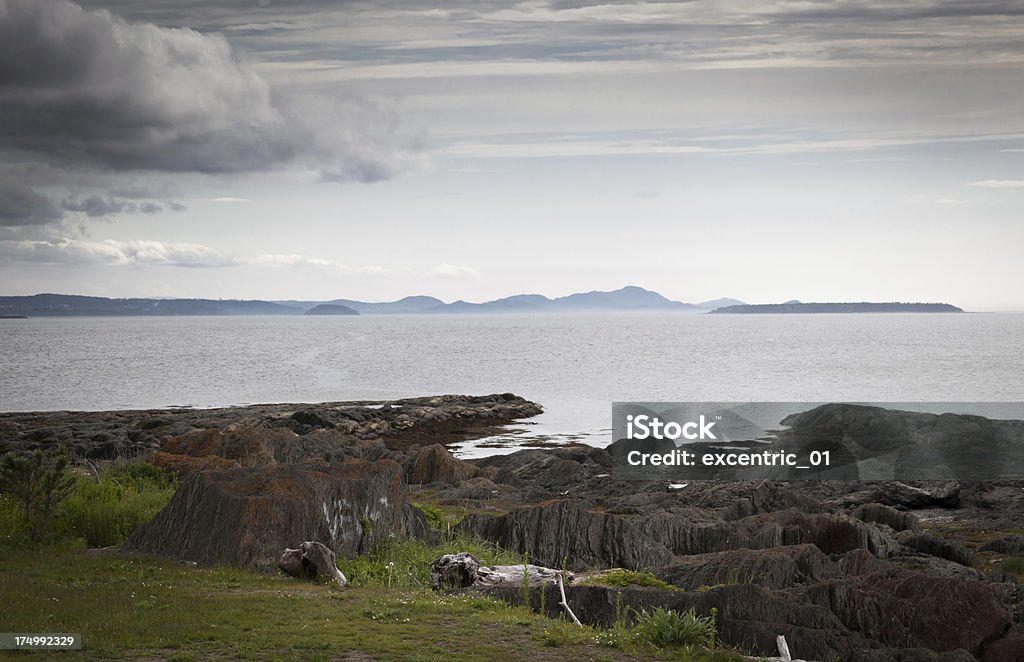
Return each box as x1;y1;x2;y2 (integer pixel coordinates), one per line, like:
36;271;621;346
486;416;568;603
631;606;719;649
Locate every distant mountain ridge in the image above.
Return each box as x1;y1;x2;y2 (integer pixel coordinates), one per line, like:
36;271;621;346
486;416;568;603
710;302;963;314
0;287;742;317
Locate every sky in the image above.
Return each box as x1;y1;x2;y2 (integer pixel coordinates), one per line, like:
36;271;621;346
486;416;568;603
1;0;1023;310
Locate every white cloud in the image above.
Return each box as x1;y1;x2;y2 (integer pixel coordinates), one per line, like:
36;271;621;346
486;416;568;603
428;263;479;279
0;239;390;272
240;253;389;274
211;197;250;203
968;179;1024;189
0;238;231;267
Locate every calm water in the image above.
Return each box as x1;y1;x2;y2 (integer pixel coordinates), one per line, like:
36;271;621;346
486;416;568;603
3;313;1023;454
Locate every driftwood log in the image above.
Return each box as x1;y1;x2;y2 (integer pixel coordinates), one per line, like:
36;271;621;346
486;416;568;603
278;541;348;587
430;552;573;590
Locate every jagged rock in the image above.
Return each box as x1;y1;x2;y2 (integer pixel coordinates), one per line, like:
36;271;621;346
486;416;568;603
471;448;597;490
839;482;961;509
460;500;676;571
981;536;1024;556
801;569;1010;655
278;541;348;587
161;425;288;467
151;450;240;477
462;503;902;572
405;444;478;485
981;623;1024;662
125;459;421;570
657;544;841;590
897;530;972;565
853;503;920;532
643;509;900;559
722;482;825;520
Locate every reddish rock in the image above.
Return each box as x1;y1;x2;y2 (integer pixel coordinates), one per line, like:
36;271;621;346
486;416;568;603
125;459;421;570
151;450;239;477
405;444;478;485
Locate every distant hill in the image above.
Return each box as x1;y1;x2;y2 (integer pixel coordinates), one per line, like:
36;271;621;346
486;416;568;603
710;302;964;314
330;296;444;314
425;286;702;313
0;294;299;317
9;290;942;318
304;304;359;316
697;297;745;309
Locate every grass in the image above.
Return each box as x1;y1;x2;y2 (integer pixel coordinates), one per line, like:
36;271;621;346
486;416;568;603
339;533;519;589
0;547;744;661
1002;556;1024;575
579;569;680;592
0;461;739;660
632;607;719;649
0;461;179;549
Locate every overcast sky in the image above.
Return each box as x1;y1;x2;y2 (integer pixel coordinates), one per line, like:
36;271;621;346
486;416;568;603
1;0;1023;309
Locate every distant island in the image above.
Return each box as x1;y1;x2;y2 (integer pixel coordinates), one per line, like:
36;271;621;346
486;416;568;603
304;304;359;316
0;291;966;318
0;287;744;317
710;302;963;314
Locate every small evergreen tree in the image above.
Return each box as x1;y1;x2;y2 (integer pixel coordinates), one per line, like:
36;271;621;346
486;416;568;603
0;449;77;542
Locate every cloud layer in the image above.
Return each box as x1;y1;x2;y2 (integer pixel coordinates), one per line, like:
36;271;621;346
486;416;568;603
0;0;421;178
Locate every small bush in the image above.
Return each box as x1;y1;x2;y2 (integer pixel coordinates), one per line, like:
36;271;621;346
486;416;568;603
0;449;76;542
57;462;179;547
1002;556;1024;575
632;606;718;649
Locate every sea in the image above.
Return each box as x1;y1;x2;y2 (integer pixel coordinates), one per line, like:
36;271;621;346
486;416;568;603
3;313;1023;457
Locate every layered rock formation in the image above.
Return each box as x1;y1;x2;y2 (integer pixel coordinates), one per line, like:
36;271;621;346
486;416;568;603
8;398;1024;660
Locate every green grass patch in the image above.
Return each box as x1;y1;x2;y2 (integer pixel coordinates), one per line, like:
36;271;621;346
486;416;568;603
0;547;649;661
580;569;680;591
0;461;178;549
339;532;519;590
410;501;466;531
1002;556;1024;575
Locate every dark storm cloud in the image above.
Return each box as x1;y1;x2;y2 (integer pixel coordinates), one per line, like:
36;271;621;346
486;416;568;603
0;184;63;226
0;0;420;180
61;196;132;218
61;194;178;217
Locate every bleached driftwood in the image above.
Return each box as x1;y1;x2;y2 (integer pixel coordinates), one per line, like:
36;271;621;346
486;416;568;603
557;571;582;625
777;634;792;661
430;552;574;590
278;541;348;587
750;634;814;661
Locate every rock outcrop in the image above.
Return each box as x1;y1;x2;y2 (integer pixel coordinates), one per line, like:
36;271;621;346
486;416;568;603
125;459;422;570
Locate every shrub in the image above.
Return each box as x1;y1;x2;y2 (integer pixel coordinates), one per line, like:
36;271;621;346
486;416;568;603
0;459;179;549
631;606;718;648
0;449;76;542
58;462;179;547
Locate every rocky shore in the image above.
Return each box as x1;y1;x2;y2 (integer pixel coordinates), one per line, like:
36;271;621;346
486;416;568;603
3;396;1024;661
